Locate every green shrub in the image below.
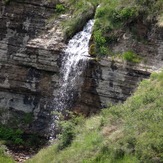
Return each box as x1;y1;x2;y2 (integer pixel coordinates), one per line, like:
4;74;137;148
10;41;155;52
93;30;106;46
0;126;23;145
93;30;108;56
56;112;84;150
118;7;138;20
0;125;46;149
55;4;65;13
123;51;141;63
57;121;75;150
95;7;108;18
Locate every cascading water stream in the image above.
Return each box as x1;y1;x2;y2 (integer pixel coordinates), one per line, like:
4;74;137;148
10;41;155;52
50;20;94;138
63;19;94;83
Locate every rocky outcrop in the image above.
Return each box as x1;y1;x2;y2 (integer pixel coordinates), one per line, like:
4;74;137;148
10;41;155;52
76;22;163;113
0;0;163;137
0;0;67;136
74;58;151;114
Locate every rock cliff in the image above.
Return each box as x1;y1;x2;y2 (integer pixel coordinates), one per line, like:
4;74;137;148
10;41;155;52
0;0;163;137
76;18;163;114
0;0;66;136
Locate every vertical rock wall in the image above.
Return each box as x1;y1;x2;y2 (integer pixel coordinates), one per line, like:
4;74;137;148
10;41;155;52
0;0;65;136
0;0;163;137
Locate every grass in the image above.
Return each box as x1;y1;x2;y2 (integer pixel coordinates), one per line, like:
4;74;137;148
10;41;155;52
123;51;141;63
62;0;99;41
0;142;15;163
59;0;163;57
27;71;163;163
92;0;163;57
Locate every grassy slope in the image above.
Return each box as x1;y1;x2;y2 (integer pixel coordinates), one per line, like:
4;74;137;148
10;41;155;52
0;142;15;163
27;71;163;163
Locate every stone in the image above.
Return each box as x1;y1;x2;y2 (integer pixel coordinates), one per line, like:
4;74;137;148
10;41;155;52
0;0;163;138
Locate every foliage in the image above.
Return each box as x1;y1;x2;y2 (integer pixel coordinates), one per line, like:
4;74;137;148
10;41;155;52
55;4;66;13
57;120;75;150
0;143;15;163
0;126;24;145
92;0;163;56
62;0;98;40
93;30;108;56
0;125;46;150
123;51;141;63
27;71;163;163
54;111;84;150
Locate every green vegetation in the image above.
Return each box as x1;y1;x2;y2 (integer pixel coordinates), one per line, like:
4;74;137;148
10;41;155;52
92;0;163;57
27;71;163;163
0;124;46;150
0;125;24;145
56;0;162;57
0;142;15;162
123;51;141;63
62;0;99;40
55;4;66;14
93;30;108;55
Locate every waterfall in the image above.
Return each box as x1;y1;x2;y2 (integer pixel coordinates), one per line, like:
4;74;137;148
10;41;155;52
50;20;94;138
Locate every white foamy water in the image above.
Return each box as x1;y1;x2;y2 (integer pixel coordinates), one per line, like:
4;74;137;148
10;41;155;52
50;20;94;139
62;19;94;83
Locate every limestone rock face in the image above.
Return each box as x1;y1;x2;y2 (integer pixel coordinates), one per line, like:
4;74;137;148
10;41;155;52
0;0;66;136
75;58;151;114
80;22;163;110
0;0;163;137
80;23;163;111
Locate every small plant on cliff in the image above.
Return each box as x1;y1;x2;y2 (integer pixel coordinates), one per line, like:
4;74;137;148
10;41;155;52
55;4;66;13
93;30;108;56
0;126;24;145
123;51;141;63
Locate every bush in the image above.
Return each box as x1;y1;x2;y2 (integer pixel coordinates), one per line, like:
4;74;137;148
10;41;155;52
93;30;106;46
57;121;75;150
123;51;141;63
0;126;23;145
93;30;108;56
56;112;84;150
118;7;138;20
55;4;65;13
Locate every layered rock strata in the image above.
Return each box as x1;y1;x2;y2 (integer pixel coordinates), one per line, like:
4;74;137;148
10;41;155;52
0;0;163;136
0;0;66;135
